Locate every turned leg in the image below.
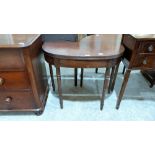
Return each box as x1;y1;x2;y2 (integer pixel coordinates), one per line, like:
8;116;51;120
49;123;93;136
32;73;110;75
49;64;55;91
56;67;63;109
74;68;77;86
116;69;131;109
108;66;115;94
95;68;98;73
110;63;120;92
122;66;126;74
100;67;110;110
80;68;84;87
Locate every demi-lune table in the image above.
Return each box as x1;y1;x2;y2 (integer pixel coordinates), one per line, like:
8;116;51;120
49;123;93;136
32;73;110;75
43;34;124;110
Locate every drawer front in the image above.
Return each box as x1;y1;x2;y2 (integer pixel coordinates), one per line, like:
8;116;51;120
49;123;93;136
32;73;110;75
139;42;155;55
0;91;36;110
0;71;31;90
0;49;25;70
132;54;155;69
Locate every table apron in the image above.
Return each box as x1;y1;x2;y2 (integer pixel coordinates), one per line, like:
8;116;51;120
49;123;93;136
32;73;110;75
52;58;121;68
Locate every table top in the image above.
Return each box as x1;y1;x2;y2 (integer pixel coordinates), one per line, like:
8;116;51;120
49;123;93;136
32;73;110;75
130;34;155;40
0;34;40;48
43;34;124;60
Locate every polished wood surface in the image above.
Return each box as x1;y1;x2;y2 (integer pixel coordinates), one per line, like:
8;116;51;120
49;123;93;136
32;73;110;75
43;34;124;110
131;34;155;40
116;34;155;109
43;34;124;59
0;34;40;48
0;34;48;115
0;71;31;90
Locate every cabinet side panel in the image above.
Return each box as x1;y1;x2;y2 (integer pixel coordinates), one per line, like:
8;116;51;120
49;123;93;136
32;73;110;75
29;37;48;105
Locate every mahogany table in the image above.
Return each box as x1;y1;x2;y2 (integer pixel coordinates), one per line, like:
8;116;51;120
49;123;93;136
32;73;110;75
43;34;124;110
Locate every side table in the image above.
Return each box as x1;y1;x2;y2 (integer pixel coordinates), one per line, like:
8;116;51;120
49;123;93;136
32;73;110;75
43;34;124;110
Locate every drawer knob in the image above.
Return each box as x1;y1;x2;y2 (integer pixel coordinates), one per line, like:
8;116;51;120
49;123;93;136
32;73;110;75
0;77;4;86
143;59;147;65
5;97;12;103
148;45;154;52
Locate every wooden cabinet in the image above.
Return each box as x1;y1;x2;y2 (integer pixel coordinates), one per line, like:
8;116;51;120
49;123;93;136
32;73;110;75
0;34;49;115
116;34;155;109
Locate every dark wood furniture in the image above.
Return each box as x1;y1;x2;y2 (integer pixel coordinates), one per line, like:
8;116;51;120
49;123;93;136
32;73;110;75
116;34;155;109
0;34;48;115
141;70;155;88
42;34;79;87
43;34;124;110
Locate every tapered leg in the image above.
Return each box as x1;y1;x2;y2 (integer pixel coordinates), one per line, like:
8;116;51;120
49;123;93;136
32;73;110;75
110;63;120;92
108;66;115;94
122;66;126;74
56;67;63;109
74;68;77;86
80;68;84;87
116;69;131;109
49;64;55;91
95;68;98;73
100;67;110;110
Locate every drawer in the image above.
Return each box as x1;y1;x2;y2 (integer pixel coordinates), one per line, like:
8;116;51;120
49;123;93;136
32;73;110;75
139;42;155;55
0;91;36;110
0;71;31;90
0;49;25;70
132;54;155;69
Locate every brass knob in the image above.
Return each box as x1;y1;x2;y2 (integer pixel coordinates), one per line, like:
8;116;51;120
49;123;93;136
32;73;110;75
5;97;12;103
148;45;154;52
0;77;4;86
143;59;147;65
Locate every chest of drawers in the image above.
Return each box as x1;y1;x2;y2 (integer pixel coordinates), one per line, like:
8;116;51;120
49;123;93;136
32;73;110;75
116;34;155;109
0;34;48;115
122;34;155;70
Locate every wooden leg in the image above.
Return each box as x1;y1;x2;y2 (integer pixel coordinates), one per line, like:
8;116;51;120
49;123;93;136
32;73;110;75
56;67;63;109
110;63;120;92
95;68;98;73
116;69;131;109
74;68;77;87
49;64;55;91
108;66;115;94
100;67;110;110
80;68;84;87
122;66;126;74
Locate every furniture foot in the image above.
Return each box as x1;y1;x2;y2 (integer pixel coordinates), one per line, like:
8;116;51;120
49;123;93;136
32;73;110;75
116;69;131;109
56;67;63;109
80;68;84;87
49;64;55;91
100;67;110;110
34;110;43;116
150;83;154;88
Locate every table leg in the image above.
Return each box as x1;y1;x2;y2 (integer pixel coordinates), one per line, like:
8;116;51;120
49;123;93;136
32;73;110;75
49;64;55;91
116;69;131;109
95;68;98;73
122;66;126;74
100;67;110;110
56;67;63;109
108;66;115;94
74;68;77;86
80;68;84;87
110;63;120;92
